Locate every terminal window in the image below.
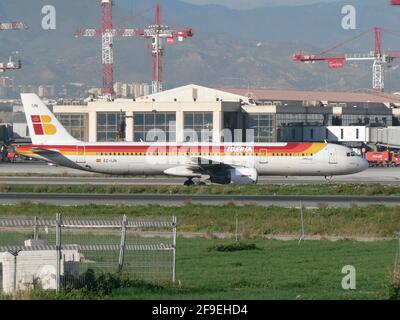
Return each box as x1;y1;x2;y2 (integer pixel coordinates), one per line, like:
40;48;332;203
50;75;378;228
341;114;392;126
184;112;213;142
246;114;275;143
55;113;87;141
134;112;176;142
97;112;126;142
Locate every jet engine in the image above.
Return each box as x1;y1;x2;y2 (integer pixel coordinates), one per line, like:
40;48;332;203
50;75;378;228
210;167;258;185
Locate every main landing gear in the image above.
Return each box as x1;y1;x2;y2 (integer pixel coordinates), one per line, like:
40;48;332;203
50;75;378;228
324;175;333;183
184;179;195;186
183;179;207;186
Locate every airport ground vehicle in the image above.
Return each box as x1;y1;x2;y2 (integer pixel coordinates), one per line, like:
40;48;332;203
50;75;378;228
0;145;18;163
6;151;17;162
365;151;400;167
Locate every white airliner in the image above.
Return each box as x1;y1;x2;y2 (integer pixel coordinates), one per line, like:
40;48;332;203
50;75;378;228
15;94;368;185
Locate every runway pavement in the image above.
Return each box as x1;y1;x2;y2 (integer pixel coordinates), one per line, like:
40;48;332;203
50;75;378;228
0;162;400;185
0;193;398;208
1;162;399;207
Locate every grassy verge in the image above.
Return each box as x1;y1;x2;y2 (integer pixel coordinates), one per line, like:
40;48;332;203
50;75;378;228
1;183;400;196
114;238;399;300
19;238;399;300
1;203;399;238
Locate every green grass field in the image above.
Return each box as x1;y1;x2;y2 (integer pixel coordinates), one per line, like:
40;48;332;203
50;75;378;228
110;238;399;300
1;203;399;300
21;238;399;300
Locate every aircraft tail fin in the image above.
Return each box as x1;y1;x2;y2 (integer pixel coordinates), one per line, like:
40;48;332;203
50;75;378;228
21;93;79;145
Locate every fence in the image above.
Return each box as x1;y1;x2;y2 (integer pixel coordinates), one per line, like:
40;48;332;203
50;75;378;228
0;214;177;294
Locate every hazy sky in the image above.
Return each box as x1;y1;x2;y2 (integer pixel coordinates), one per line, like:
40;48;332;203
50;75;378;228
181;0;341;10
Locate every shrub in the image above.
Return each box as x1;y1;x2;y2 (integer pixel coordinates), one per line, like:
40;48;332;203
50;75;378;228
61;269;167;297
106;186;118;194
33;185;48;193
82;184;94;193
207;242;258;252
0;184;10;192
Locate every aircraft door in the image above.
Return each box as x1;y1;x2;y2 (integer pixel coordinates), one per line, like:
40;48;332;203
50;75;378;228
259;148;268;164
76;146;86;164
328;146;338;164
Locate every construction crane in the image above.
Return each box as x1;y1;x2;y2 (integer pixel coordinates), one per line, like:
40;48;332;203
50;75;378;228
0;56;21;73
293;27;400;92
75;0;129;98
75;1;193;98
142;3;193;94
0;21;28;72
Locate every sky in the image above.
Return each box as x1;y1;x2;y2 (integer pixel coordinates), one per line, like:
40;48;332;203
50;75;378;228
181;0;341;10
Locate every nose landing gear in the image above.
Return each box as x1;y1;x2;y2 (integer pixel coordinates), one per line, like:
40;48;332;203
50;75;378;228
324;175;333;183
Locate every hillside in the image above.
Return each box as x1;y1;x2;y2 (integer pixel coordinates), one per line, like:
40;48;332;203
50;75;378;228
0;0;398;91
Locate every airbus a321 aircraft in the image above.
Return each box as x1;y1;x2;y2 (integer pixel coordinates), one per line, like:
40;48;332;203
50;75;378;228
15;94;369;185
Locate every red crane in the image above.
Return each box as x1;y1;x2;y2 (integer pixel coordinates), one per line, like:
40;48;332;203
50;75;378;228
145;3;193;94
75;0;135;98
293;27;400;92
0;22;28;72
75;1;193;98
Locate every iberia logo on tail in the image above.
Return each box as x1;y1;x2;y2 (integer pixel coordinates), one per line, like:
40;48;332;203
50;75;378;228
31;115;57;135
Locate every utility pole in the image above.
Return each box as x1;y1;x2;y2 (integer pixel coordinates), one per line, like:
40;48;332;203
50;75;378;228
118;215;127;273
8;249;22;294
55;213;62;294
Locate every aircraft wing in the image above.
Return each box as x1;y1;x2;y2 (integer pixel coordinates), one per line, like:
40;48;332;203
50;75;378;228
30;147;61;156
23;147;81;169
164;157;235;178
187;157;235;175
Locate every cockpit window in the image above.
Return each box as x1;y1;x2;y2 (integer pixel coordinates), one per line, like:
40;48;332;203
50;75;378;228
347;151;357;157
351;151;356;157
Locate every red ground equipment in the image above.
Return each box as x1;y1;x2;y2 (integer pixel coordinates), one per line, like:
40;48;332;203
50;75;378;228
366;151;400;167
6;151;17;162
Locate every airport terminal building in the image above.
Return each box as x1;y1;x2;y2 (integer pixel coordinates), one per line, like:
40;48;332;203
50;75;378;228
33;84;400;149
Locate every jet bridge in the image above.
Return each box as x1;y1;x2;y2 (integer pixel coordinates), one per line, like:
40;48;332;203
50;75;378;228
369;127;400;149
